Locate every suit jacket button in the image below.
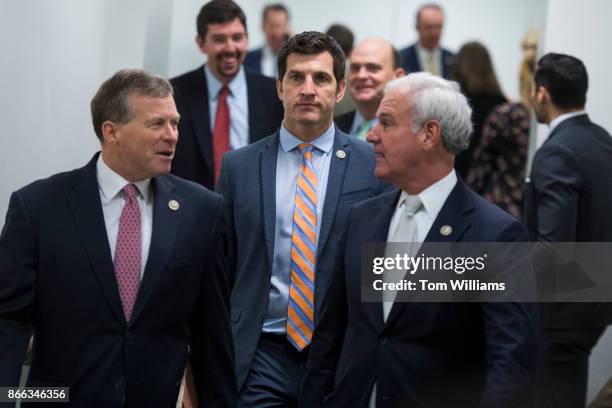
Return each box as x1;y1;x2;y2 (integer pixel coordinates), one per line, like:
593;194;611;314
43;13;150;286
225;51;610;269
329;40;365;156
379;336;388;345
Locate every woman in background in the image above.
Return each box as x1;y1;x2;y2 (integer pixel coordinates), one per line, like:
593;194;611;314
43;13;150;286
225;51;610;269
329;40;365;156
467;30;539;219
452;41;507;178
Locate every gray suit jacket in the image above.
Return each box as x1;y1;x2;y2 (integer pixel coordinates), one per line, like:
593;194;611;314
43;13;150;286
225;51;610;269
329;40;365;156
216;128;390;389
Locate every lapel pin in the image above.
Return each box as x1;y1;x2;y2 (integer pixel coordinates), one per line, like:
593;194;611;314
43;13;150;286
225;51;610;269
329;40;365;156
168;199;180;211
336;150;346;159
440;225;452;236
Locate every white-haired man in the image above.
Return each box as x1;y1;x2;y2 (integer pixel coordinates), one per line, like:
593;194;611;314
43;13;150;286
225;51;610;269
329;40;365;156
301;73;538;408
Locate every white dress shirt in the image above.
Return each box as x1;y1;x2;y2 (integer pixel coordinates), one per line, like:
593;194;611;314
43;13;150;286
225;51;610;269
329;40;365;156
261;45;278;78
548;110;587;134
416;42;442;76
97;154;153;277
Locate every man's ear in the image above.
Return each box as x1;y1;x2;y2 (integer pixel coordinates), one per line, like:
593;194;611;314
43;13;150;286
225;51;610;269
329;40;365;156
335;79;346;102
394;67;406;78
276;78;284;100
421;119;441;150
101;121;120;146
195;35;206;54
536;85;550;105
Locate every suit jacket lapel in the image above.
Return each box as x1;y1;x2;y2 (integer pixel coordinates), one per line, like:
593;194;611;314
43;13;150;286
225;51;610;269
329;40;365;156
130;175;181;326
260;134;279;267
384;180;475;327
317;129;350;259
66;154;127;326
186;66;214;176
366;190;401;330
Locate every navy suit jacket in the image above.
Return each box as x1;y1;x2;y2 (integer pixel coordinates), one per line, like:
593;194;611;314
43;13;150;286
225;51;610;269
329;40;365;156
216;128;390;390
399;43;455;79
524;114;612;328
302;180;538;408
243;48;263;74
334;110;356;135
170;65;283;190
0;155;236;407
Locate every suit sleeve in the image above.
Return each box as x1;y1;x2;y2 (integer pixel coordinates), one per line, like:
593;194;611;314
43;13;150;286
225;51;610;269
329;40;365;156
479;220;538;408
300;208;351;408
215;155;236;290
0;192;36;386
190;195;237;407
531;144;583;242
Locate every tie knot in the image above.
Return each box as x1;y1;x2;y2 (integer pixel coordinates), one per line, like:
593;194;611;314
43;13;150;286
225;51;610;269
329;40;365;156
123;184;139;200
402;195;422;217
298;143;314;159
218;85;230;98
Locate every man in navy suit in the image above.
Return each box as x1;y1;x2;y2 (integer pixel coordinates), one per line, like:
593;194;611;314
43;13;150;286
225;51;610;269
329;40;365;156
301;73;537;408
0;70;235;407
217;31;389;407
244;4;291;77
171;0;283;190
525;53;612;408
399;4;454;78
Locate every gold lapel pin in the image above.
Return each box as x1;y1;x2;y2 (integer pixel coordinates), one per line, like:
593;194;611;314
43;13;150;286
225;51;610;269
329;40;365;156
440;225;452;236
336;150;346;159
168;199;180;211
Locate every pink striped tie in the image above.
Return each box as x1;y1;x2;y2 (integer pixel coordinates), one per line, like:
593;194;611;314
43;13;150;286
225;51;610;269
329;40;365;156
113;184;142;322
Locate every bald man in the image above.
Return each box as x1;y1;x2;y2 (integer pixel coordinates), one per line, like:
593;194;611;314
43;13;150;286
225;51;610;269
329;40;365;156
335;37;405;140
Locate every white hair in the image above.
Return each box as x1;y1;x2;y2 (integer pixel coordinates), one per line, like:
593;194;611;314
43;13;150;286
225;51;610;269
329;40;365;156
384;72;473;154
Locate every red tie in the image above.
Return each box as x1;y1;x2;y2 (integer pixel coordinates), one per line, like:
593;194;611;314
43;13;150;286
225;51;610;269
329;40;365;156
113;184;142;322
213;85;230;184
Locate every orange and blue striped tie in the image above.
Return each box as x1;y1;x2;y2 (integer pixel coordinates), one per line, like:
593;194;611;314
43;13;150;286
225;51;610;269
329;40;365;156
287;143;317;351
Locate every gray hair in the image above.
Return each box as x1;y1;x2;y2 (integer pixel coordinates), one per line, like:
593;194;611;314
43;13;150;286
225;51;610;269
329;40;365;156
384;72;472;155
90;69;173;142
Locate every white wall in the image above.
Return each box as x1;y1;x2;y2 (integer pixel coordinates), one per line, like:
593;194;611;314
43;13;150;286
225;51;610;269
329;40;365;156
168;0;548;102
541;0;612;402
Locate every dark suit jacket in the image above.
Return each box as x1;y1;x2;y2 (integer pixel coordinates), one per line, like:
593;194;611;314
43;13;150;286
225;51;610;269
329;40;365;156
334;110;356;134
302;180;538;408
244;48;263;74
216;128;390;390
524;114;612;328
399;43;455;79
0;155;236;407
170;65;283;190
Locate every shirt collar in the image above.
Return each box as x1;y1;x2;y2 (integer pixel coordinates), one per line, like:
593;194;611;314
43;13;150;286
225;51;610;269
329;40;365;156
204;64;246;100
279;122;335;154
548;110;587;134
397;169;457;220
96;154;152;203
352;110;378;133
416;42;440;58
262;44;278;58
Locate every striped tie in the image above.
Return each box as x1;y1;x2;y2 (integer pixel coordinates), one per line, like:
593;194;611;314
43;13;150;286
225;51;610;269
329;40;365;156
287;143;317;351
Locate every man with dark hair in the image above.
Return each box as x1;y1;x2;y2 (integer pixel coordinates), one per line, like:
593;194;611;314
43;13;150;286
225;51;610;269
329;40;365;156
0;69;236;407
335;37;405;139
244;3;291;77
170;0;283;190
525;52;612;408
399;3;454;78
217;31;389;406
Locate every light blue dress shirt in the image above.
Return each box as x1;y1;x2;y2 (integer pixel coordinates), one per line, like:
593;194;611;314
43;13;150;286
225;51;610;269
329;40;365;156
263;123;335;334
204;65;250;150
349;110;378;137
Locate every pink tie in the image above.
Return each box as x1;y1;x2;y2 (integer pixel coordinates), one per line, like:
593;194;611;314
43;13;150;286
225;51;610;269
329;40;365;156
113;184;142;322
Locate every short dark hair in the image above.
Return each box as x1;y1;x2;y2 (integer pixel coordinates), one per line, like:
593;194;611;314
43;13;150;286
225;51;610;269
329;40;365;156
326;24;354;56
415;3;443;27
90;69;173;142
277;31;346;84
196;0;247;39
535;53;588;109
262;3;289;24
